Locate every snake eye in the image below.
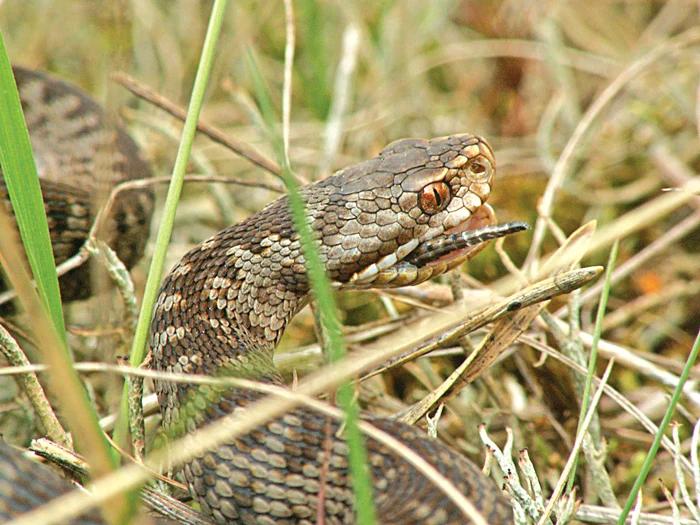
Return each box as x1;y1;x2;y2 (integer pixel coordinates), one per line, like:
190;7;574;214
467;157;493;182
419;182;451;214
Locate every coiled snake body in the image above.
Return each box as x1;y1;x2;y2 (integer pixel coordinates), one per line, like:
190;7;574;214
0;67;154;304
1;70;515;524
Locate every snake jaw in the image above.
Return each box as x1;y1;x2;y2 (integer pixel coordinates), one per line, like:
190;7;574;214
347;238;420;286
347;204;497;288
423;203;497;266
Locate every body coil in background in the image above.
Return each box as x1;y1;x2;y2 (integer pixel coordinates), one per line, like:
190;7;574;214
0;67;154;304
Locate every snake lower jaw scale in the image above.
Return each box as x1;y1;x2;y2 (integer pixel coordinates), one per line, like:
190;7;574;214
347;237;419;285
348;202;504;287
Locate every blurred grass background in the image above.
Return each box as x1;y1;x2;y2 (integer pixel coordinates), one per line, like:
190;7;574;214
1;0;699;521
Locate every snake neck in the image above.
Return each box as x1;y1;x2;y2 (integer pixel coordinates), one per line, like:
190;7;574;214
151;196;313;427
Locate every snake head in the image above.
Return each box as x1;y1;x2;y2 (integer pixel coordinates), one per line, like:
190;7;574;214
311;133;523;290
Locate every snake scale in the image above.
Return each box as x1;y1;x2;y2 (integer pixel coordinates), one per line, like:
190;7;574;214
0;69;517;524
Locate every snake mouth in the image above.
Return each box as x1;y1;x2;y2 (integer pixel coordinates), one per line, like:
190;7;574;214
347;204;529;288
407;204;498;268
404;207;531;270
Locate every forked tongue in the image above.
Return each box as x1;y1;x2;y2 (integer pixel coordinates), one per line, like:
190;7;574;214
406;207;529;268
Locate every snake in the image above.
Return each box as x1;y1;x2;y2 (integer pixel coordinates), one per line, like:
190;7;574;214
0;66;154;305
0;69;521;524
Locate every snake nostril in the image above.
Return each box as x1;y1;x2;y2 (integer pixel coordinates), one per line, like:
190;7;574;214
419;182;451;214
468;157;493;182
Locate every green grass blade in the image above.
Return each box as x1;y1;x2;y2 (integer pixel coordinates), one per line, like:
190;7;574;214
616;329;700;525
0;32;131;524
112;0;230;449
567;241;618;492
0;34;65;337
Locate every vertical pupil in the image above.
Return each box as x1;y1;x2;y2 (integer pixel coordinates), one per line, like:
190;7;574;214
433;188;441;206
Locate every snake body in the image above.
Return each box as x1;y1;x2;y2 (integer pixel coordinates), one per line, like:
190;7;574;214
0;70;516;524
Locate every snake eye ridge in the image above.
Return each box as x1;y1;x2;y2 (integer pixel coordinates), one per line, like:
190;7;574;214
419;182;451;214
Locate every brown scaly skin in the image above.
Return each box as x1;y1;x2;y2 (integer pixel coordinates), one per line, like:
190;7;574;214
0;441;104;524
152;134;514;524
0;66;153;304
0;439;184;524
